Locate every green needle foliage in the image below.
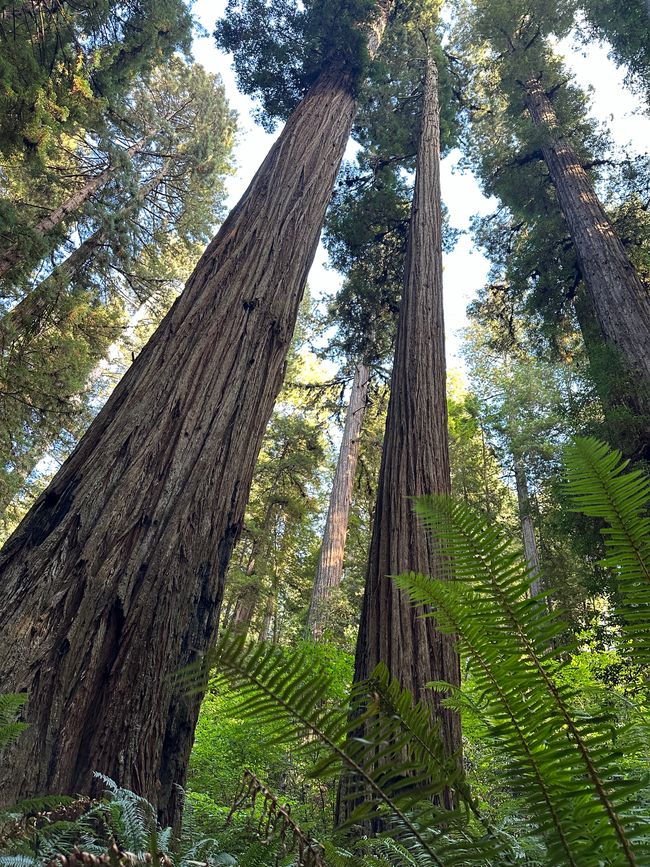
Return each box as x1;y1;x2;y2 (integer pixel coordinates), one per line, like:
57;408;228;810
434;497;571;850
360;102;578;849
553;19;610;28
184;437;650;865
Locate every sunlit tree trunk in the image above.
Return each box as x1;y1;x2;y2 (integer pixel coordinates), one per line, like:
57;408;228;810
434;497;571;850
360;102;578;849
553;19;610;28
0;162;169;353
306;362;370;639
523;76;650;458
350;50;461;804
0;2;392;825
513;456;542;596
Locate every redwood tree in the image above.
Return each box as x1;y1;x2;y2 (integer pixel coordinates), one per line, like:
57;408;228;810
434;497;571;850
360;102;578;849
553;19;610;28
459;0;650;459
0;0;392;822
353;43;461;776
306;361;370;639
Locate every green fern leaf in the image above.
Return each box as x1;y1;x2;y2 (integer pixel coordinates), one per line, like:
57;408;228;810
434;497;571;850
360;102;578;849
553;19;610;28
564;437;650;664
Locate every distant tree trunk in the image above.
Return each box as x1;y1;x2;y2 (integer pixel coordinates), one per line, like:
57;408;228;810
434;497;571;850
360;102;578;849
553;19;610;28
513;456;542;596
350;50;461;803
259;590;276;642
0;0;64;19
0;161;169;353
306;362;370;639
523;76;650;458
230;582;260;639
0;4;392;825
0;135;149;279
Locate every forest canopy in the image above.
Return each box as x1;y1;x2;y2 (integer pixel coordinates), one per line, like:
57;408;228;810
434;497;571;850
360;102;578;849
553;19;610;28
0;0;649;865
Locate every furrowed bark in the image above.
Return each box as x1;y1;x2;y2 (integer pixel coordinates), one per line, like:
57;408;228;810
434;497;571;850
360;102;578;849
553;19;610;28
350;50;461;803
573;288;650;461
523;77;650;458
0;2;393;819
306;362;370;639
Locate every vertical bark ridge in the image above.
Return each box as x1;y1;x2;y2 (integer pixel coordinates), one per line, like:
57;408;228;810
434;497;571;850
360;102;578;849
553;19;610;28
522;77;650;456
306;361;370;639
352;50;461;774
0;60;363;822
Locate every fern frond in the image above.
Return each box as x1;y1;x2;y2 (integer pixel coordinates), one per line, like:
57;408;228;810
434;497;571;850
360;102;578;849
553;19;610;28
0;694;28;752
564;437;650;663
180;631;499;866
396;491;650;866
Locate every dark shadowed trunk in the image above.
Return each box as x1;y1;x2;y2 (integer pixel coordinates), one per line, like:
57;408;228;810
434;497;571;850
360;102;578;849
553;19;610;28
573;288;650;461
0;4;392;822
513;456;542;597
523;76;650;459
351;50;461;797
306;362;370;639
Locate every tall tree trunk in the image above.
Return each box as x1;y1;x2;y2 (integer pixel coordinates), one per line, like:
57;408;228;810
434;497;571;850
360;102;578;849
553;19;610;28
306;362;370;639
573;288;650;461
351;50;461;792
0;135;149;279
513;455;542;596
259;589;276;642
523;76;650;457
0;0;64;19
230;582;261;639
0;5;392;824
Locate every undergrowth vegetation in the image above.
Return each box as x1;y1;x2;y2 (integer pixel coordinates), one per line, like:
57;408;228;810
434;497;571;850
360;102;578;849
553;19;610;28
2;437;647;866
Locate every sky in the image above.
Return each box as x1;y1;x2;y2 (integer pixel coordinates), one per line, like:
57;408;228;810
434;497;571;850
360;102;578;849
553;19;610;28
190;1;650;369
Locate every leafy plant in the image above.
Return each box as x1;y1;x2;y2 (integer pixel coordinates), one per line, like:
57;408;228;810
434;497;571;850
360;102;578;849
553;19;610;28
0;775;233;867
0;693;27;753
186;438;650;865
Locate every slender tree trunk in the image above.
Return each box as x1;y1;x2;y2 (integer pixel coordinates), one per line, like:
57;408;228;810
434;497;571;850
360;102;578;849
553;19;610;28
306;362;370;639
259;590;276;642
0;5;392;824
230;583;260;639
351;50;461;797
0;162;169;353
523;76;650;455
0;0;63;19
0;136;149;279
513;456;542;596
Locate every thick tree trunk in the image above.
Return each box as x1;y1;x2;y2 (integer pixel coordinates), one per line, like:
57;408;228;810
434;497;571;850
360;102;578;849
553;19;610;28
513;456;542;597
306;362;370;639
573;288;650;461
0;136;149;279
523;77;650;456
351;52;461;788
0;16;392;818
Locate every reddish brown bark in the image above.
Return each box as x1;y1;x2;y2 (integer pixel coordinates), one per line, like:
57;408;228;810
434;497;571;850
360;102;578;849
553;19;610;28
306;362;370;639
523;77;650;457
352;51;461;777
0;8;392;818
